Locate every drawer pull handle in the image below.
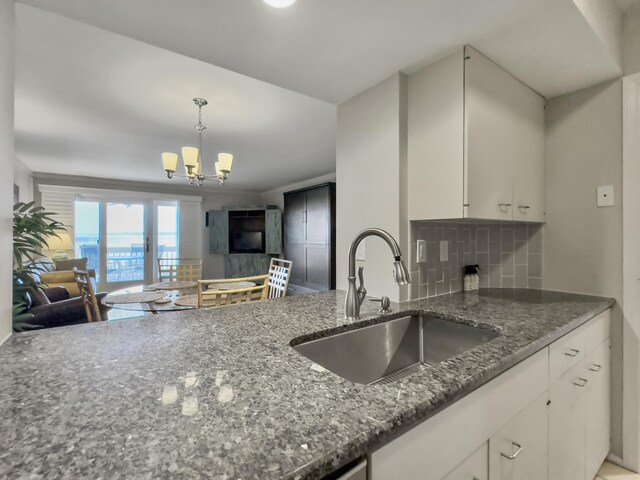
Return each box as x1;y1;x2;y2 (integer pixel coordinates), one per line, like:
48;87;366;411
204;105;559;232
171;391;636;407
519;205;531;210
501;442;523;460
573;377;588;387
564;348;580;357
589;364;602;372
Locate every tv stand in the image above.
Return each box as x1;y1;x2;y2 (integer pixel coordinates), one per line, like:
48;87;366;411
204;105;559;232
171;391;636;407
208;206;282;278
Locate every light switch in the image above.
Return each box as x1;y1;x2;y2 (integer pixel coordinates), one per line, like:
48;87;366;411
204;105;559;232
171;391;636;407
355;241;366;261
439;241;449;262
597;185;614;207
417;240;427;264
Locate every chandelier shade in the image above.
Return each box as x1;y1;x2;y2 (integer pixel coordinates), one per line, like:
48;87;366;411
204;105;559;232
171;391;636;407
181;147;199;170
162;152;178;173
218;153;233;172
161;98;234;186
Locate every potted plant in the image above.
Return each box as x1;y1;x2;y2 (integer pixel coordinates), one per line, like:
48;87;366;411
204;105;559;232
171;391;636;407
12;201;65;332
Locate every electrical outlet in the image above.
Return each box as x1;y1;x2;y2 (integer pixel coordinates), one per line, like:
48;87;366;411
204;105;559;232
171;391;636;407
597;185;614;207
439;241;449;262
355;241;366;261
417;240;426;264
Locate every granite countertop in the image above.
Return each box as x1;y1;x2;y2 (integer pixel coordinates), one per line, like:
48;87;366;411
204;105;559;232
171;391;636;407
0;289;614;479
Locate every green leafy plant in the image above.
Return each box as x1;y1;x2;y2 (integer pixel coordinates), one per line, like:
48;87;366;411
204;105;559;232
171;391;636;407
12;201;66;332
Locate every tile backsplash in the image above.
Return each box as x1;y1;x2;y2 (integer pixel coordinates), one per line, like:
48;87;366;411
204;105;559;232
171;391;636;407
410;221;543;299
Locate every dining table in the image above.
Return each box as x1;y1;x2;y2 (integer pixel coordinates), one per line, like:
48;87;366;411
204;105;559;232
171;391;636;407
102;280;258;314
102;284;197;314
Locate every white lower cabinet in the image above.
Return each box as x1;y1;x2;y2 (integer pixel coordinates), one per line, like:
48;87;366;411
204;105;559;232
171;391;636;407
585;339;611;480
549;360;588;480
370;309;611;480
489;393;548;480
442;443;488;480
548;340;611;480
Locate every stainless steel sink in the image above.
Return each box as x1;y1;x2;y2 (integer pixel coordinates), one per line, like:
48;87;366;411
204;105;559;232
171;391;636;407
292;315;499;385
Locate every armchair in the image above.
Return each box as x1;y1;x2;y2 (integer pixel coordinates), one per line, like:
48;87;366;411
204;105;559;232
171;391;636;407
26;286;110;329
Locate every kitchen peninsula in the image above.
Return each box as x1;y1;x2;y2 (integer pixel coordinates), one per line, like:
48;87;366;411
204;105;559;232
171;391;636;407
0;289;613;479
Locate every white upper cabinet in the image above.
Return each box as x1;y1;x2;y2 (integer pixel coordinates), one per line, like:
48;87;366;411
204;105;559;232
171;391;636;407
408;46;545;222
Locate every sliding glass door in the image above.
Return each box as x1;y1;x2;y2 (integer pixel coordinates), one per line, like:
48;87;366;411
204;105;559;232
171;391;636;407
75;199;149;291
75;200;101;282
105;201;147;288
75;198;181;291
156;202;179;263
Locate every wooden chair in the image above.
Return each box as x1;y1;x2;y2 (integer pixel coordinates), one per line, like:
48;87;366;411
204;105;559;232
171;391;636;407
73;268;102;322
157;258;202;282
197;258;293;307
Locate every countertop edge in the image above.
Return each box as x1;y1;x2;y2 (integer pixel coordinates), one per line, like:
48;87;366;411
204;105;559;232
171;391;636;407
292;297;616;480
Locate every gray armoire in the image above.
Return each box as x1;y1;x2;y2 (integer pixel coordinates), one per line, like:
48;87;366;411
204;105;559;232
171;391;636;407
283;183;336;294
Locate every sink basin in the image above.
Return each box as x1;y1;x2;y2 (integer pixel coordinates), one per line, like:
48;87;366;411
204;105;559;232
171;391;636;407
292;315;500;385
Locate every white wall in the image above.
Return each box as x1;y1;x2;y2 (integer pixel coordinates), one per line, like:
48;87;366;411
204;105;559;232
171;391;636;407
0;0;14;343
623;3;640;76
260;173;336;211
336;73;408;302
544;79;624;457
14;160;33;204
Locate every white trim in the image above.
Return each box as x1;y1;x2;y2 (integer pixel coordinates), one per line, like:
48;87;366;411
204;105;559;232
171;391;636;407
261;172;336;196
622;76;640;472
38;184;202;203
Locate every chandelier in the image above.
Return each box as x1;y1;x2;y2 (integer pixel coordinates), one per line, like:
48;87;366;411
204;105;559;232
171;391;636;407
161;98;233;186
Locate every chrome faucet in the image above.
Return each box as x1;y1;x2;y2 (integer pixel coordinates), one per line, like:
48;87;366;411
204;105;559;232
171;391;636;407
345;228;411;320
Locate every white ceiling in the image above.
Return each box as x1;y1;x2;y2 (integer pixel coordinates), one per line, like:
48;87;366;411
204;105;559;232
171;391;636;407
19;0;623;104
618;0;640;12
15;0;626;191
15;4;337;192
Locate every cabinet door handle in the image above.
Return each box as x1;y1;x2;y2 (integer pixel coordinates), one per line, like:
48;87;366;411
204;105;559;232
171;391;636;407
498;203;512;213
518;205;531;211
573;377;588;387
564;348;580;357
501;441;523;460
589;364;602;372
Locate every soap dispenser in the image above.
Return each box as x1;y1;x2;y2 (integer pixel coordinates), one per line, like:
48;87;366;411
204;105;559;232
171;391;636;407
464;264;481;291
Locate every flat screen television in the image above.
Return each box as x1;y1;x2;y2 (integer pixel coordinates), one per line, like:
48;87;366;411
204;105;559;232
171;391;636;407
230;231;264;254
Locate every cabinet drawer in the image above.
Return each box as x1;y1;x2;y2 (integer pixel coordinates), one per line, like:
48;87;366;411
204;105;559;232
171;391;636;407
371;349;548;480
489;393;548;480
442;443;488;480
549;309;610;384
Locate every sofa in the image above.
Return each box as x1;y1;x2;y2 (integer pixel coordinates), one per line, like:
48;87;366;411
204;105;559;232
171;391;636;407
26;286;110;329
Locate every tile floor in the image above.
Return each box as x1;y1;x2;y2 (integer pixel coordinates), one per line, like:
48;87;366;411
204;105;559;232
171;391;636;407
597;461;640;479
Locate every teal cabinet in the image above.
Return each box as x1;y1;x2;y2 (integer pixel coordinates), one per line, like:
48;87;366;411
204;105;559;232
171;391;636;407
208;206;282;258
209;210;229;254
265;209;282;255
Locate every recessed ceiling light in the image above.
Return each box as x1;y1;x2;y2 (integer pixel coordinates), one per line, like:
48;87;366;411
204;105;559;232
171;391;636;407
263;0;297;8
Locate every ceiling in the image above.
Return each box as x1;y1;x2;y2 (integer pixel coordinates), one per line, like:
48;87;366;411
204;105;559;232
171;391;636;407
19;0;623;104
618;0;640;12
15;4;337;192
15;0;626;192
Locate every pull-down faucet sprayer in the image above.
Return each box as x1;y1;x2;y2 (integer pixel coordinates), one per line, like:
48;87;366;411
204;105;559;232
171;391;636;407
345;228;411;320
